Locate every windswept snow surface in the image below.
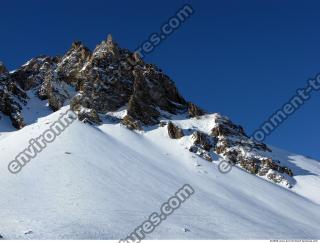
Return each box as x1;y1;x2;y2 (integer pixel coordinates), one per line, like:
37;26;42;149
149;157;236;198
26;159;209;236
0;107;319;239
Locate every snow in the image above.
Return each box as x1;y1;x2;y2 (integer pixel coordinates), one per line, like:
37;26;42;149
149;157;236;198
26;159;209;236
270;146;320;204
21;91;52;125
0;106;319;239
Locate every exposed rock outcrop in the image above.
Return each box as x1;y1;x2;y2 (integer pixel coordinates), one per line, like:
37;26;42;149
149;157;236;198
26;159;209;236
0;62;26;129
11;56;60;91
189;145;213;162
185;114;293;186
0;35;295;188
0;62;8;74
56;41;91;86
1;35;192;128
167;121;184;139
192;131;216;151
121;115;142;130
188;102;205;117
126;68;160;125
188;130;217;162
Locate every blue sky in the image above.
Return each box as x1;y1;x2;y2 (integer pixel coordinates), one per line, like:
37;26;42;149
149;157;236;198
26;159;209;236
1;0;319;159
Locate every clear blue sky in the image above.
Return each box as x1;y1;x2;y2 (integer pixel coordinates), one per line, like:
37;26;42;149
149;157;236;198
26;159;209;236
1;0;319;159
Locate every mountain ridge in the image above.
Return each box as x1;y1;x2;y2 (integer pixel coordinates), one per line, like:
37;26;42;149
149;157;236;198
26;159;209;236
1;34;320;239
0;34;300;187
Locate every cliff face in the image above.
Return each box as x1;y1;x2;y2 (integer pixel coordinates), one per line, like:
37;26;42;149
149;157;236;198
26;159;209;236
0;62;27;129
2;35;199;128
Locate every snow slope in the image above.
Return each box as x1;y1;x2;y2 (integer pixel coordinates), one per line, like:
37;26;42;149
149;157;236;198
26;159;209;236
0;107;319;239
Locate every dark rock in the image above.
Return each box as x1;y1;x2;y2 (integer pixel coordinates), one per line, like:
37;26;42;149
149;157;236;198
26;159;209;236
167;121;184;139
159;121;167;127
254;142;272;152
211;116;246;138
267;172;283;183
126;63;187;125
258;158;293;177
121;115;142;130
0;63;27;128
188;102;205;117
283;167;293;177
192;131;215;151
127;69;160;125
76;108;101;125
238;157;260;174
223;150;239;163
0;62;7;74
189;145;212;162
56;41;91;85
11;56;60;91
215;140;230;154
189;145;198;153
1;35;190;129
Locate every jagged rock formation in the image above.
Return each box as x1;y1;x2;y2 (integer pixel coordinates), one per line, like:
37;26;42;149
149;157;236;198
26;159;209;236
121;115;142;130
65;34;188;125
187;102;205;117
185;114;293;187
2;35;191;127
189;131;217;162
0;35;293;187
0;62;27;128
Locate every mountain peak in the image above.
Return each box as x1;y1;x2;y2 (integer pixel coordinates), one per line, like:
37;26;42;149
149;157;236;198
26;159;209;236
0;35;296;188
91;34;121;59
106;33;113;44
71;41;85;50
0;62;8;74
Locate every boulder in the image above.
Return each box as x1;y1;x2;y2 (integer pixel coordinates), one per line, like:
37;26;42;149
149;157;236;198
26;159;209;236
167;121;184;139
121;115;142;130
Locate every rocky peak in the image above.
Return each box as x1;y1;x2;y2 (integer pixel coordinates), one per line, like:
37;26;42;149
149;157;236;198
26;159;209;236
0;62;26;129
106;34;114;46
71;41;83;50
11;56;60;90
187;102;206;117
0;34;296;188
0;36;219;130
68;41;92;61
0;62;8;75
56;41;91;86
92;34;120;60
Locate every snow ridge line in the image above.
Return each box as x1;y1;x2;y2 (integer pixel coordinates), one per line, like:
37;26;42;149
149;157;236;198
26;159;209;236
7;109;77;174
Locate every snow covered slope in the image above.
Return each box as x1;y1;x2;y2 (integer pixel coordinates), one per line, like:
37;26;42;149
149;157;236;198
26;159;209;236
0;107;319;239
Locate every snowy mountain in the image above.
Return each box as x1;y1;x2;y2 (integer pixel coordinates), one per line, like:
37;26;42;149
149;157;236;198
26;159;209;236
0;35;319;240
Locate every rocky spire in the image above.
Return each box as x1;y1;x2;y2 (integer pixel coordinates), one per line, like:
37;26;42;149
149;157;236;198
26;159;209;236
92;34;120;59
0;62;8;75
56;41;91;85
71;40;83;50
69;41;91;56
106;34;113;45
0;35;296;187
1;35;191;127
